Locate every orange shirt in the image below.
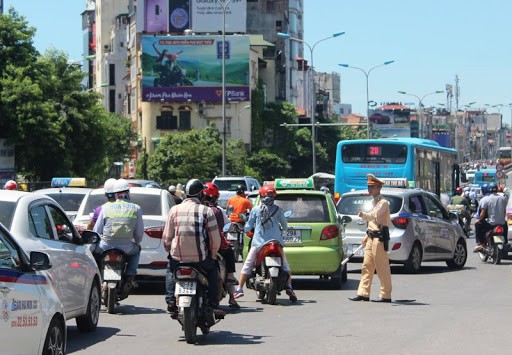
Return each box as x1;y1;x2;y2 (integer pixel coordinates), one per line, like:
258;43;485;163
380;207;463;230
226;195;253;223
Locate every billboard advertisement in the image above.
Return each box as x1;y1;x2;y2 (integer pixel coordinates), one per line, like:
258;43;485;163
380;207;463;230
143;0;191;33
141;35;250;103
369;109;411;138
190;0;246;33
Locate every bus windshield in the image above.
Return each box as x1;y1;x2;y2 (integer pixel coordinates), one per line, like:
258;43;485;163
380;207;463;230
341;143;408;164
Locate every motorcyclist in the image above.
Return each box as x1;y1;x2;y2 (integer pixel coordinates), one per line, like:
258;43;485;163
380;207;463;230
448;186;471;232
4;180;17;190
203;182;240;309
233;185;297;302
168;185;183;205
226;184;253;228
87;178;117;230
163;179;224;318
93;179;144;285
474;183;509;252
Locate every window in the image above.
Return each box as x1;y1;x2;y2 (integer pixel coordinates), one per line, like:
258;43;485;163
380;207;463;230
29;205;53;240
408;195;426;214
48;205;76;243
423;195;447;220
0;230;20;269
341;143;408;164
274;194;329;223
156;111;178;130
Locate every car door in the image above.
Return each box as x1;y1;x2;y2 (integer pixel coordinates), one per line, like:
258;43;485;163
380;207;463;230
28;202;88;313
423;194;457;257
422;194;453;257
410;194;440;259
0;228;43;354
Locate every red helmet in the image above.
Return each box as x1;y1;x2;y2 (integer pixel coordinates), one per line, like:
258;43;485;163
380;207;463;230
4;180;17;190
203;182;220;199
455;186;463;195
259;185;276;197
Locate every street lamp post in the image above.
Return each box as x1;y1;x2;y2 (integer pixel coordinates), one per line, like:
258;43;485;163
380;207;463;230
278;31;345;175
398;90;444;139
237;104;251;138
338;61;395;138
216;0;234;176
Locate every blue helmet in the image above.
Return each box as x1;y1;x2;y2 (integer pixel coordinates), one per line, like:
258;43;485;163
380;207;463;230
481;183;489;195
487;183;498;194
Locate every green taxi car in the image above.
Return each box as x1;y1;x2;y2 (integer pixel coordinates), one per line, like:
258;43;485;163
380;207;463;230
244;178;348;289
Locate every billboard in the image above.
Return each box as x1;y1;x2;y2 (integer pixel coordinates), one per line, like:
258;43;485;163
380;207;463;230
190;0;246;33
143;0;191;33
369;109;411;138
141;35;250;103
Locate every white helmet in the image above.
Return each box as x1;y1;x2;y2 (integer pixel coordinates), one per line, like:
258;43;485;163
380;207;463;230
104;178;117;194
113;178;130;193
168;185;176;193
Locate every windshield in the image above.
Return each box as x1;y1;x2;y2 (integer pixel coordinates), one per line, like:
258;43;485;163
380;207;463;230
83;193;162;216
213;180;247;191
341;143;408;164
0;202;16;229
45;193;86;211
274;194;329;223
337;195;403;215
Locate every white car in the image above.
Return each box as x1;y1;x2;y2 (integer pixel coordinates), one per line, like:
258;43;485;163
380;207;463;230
0;222;67;354
212;176;261;209
74;187;175;279
0;191;101;332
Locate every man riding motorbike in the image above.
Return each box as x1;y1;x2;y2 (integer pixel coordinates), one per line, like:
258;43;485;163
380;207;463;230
474;183;509;252
93;178;144;282
163;179;224;318
448;186;472;232
226;185;253;226
87;178;117;230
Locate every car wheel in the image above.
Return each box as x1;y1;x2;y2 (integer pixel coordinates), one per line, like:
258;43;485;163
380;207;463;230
76;280;100;332
329;265;343;290
404;243;422;273
42;317;65;355
446;239;467;269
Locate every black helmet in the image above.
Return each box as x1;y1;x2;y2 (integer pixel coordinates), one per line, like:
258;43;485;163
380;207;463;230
185;179;205;197
487;183;498;194
236;184;245;194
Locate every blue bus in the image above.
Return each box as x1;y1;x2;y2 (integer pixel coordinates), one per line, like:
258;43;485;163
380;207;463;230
334;138;460;204
473;169;497;188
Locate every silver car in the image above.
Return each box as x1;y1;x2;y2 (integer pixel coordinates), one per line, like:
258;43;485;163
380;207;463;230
0;191;101;332
337;187;468;273
33;187;93;221
74;187;175;279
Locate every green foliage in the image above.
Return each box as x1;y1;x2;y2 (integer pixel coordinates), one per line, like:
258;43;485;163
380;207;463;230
0;10;134;181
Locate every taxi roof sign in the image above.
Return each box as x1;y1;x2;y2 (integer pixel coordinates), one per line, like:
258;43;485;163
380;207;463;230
51;177;87;188
381;178;408;188
274;178;314;190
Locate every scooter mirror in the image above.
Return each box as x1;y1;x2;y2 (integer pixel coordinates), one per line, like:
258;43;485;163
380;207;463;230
223;222;231;233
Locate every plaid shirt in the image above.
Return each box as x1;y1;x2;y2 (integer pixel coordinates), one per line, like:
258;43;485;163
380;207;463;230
163;197;221;262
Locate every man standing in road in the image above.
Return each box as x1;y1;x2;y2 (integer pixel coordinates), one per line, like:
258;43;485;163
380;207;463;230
349;174;392;303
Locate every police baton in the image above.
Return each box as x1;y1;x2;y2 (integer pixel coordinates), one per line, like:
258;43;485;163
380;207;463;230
341;244;364;266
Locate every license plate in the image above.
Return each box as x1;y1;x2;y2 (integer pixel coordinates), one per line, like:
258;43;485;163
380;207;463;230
176;281;197;295
103;267;122;281
226;232;238;241
349;244;364;257
284;228;302;244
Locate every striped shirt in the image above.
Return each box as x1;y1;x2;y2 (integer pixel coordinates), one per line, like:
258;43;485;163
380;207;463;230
163;197;221;262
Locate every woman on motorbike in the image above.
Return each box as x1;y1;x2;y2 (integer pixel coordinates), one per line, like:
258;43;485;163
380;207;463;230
233;185;297;302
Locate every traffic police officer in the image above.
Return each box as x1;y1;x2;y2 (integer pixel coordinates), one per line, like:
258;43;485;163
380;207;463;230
349;174;392;303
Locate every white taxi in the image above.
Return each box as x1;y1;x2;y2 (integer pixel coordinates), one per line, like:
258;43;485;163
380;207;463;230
0;223;66;354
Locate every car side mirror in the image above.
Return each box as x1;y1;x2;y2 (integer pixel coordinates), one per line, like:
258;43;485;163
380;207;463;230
340;215;352;225
81;230;100;244
30;251;52;271
448;212;459;221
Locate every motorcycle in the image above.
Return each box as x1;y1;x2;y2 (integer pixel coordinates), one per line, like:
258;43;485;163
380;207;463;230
153;64;193;87
478;225;507;264
97;248;136;314
447;204;471;238
226;211;249;262
173;255;234;344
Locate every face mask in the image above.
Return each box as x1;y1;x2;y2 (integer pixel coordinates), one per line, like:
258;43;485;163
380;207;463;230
261;196;274;206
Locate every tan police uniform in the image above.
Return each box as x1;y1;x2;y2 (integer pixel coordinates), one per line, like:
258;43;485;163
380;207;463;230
356;174;392;300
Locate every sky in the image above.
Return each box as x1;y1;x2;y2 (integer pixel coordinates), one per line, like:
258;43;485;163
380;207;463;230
5;0;512;125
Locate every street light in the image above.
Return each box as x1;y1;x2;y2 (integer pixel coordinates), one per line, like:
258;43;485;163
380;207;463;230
216;0;234;176
237;104;251;137
338;61;395;139
278;31;345;174
398;90;444;139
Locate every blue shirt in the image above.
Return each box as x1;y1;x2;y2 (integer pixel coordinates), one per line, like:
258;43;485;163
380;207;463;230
244;204;288;248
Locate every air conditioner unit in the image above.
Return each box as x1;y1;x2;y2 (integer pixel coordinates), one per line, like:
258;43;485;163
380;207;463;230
198;102;205;115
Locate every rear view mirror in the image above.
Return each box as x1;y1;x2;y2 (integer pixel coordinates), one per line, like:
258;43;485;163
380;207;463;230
340;215;352;225
30;251;52;271
81;230;100;244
